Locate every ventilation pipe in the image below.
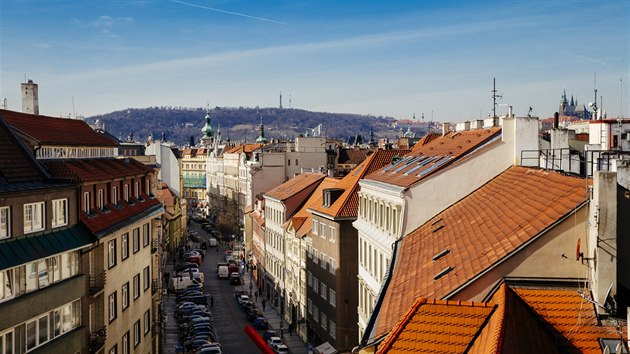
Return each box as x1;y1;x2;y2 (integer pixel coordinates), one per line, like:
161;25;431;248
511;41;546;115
508;105;513;118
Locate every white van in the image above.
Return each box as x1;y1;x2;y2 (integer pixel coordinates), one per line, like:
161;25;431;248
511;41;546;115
218;265;229;279
208;238;218;247
171;275;202;291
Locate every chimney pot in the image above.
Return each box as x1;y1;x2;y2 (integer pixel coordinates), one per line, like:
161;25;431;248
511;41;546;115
442;122;450;136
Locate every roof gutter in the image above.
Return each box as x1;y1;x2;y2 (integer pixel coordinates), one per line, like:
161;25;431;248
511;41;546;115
443;199;588;300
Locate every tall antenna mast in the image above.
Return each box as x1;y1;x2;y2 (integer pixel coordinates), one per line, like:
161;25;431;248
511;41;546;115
72;96;76;119
492;78;502;118
620;77;624;118
592;73;599;119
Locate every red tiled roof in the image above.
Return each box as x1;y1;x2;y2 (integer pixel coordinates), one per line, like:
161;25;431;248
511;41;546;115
337;148;369;165
223;143;265;156
310;150;409;218
366;128;501;188
514;287;628;354
181;147;208;157
80;194;161;235
0;115;46;184
376;297;496;354
43;158;154;182
2;109;118;146
371;166;588;340
264;173;326;202
290;178;338;237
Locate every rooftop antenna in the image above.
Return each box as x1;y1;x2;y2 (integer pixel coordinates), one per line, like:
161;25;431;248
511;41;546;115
72;96;76;119
492;78;502;118
619;78;624;118
591;73;599;119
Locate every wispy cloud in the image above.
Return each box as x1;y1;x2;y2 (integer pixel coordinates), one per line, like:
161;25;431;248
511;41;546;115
167;0;288;26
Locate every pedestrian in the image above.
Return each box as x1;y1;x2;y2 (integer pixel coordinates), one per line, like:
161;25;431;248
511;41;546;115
210;295;214;308
262;299;266;311
254;291;258;301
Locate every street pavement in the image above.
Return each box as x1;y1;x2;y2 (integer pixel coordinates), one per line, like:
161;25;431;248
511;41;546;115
161;218;309;354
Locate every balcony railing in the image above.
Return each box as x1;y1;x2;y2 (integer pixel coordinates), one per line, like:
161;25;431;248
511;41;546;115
152;279;159;295
88;271;106;296
89;327;107;352
520;148;630;177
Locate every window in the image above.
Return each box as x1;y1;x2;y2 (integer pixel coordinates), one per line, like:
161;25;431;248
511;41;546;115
313;249;319;265
122;331;130;354
121;233;129;260
122;282;129;310
321;283;327;300
143;266;150;291
295;159;298;165
112;186;118;205
26;319;37;350
0;268;14;302
0;206;10;239
321;313;328;331
109;292;117;322
307;299;312;314
144;310;150;335
133;320;141;347
287;159;290;166
329;257;336;274
98;189;104;210
50;199;68;227
108;239;117;268
24;202;44;233
109;344;118;354
134;182;140;199
143;223;150;247
313;277;319;293
329;226;335;243
133;274;140;300
132;228;140;253
124;184;129;202
313;306;319;323
0;330;14;354
312;220;318;235
320;223;326;238
329;320;336;338
320;252;326;269
329;289;336;307
83;192;90;213
307;271;312;287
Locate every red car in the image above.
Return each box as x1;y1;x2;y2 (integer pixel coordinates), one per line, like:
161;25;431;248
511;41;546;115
186;255;202;266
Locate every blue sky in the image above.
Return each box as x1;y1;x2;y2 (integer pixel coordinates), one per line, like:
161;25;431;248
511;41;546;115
1;0;628;120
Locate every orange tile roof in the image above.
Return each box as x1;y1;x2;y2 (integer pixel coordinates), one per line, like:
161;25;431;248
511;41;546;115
366;128;501;188
44;158;154;182
264;173;325;201
290;178;338;237
514;287;628;354
376;297;496;354
309;149;409;218
370;166;588;341
223;143;265;155
2;109;118;147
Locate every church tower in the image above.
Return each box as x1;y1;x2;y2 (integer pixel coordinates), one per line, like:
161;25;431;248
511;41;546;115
255;116;268;143
200;105;214;147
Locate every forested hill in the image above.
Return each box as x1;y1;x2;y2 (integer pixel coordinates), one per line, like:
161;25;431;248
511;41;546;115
86;106;404;146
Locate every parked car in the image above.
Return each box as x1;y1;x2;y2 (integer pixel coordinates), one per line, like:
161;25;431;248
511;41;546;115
272;344;289;354
247;309;263;322
262;330;277;342
267;336;282;348
252;317;269;330
175;263;199;273
241;301;255;313
237;295;250;306
229;272;241;285
234;290;247;301
179;294;208;306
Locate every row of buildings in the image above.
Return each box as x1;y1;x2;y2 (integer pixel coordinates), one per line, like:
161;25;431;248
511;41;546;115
202;107;630;352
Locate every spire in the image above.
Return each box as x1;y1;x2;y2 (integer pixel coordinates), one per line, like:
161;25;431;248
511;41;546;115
256;116;268;143
570;95;574;106
201;104;214;139
369;126;376;146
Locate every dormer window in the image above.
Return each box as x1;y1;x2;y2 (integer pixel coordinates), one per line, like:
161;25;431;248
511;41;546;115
134;182;140;199
323;188;344;208
112;186;118;205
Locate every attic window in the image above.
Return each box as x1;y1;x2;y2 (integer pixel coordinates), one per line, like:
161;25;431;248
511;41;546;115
323;188;344;208
433;266;453;280
599;339;628;353
432;224;444;233
432;249;450;261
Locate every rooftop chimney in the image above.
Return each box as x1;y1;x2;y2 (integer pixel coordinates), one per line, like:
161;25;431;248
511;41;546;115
21;79;39;115
553;112;559;129
442;122;450;136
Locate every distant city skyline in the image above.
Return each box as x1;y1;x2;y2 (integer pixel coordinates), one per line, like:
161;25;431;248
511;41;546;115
1;0;628;120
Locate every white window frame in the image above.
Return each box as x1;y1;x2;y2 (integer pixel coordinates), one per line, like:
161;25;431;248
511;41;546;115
312;220;318;235
329;225;335;243
329;257;336;274
329;289;336;307
108;292;117;322
143;266;150;291
329;320;336;338
121;233;129;260
83;192;90;213
24;202;45;233
0;206;10;239
143;223;150;247
122;282;129;310
320;223;326;238
51;198;68;228
321;283;327;300
122;332;129;354
133;274;140;300
320;252;326;269
108;239;117;268
134;182;140;199
132;228;140;253
112;186;118;205
98;189;104;210
124;184;129;202
133;320;141;347
144;310;150;335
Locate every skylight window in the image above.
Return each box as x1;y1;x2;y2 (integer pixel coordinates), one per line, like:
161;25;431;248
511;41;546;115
433;266;453;280
432;249;450;261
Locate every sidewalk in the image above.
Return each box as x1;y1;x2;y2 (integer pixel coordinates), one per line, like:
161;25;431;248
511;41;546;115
240;268;309;354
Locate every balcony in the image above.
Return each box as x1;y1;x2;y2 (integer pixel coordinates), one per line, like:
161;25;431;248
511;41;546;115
88;271;106;296
152;279;159;295
89;327;107;352
152;238;159;254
